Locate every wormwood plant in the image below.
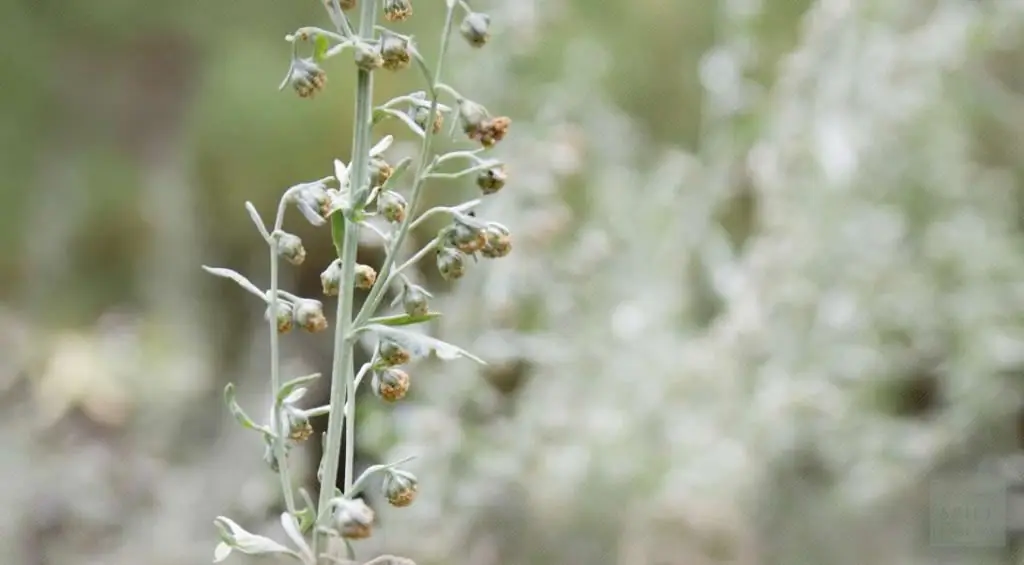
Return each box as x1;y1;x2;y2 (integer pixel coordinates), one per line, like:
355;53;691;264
201;0;511;563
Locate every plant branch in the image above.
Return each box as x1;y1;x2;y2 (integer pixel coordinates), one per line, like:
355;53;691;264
269;238;298;515
353;1;460;329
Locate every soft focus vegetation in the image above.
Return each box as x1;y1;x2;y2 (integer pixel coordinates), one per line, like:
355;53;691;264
3;0;1024;564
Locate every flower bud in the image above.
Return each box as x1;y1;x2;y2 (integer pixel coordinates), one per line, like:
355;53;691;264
476;164;507;195
355;263;377;290
330;497;375;539
354;42;383;71
380;33;411;72
410;103;443;134
320;259;343;296
457;99;510;148
372;367;410;402
290;181;332;221
377;338;411;366
460;12;491;48
457;99;489;137
449;220;486;254
274;231;306;265
477;117;511;148
436;246;467;281
401;284;430;317
383;0;412;21
282;405;313;442
265;301;294;334
382;469;418;507
293;299;329;333
287;58;327;98
378;190;407;223
369;157;393;188
480;222;512;259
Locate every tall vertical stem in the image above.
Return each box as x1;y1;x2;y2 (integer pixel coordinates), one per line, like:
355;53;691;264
316;0;378;560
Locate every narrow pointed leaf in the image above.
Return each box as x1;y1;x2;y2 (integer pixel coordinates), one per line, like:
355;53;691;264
202;266;267;301
276;373;322;405
379;157;413;194
366;324;485;364
366;312;442;327
224;383;260;431
313;34;331;62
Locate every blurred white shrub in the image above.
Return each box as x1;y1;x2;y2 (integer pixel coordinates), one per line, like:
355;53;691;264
360;0;1024;564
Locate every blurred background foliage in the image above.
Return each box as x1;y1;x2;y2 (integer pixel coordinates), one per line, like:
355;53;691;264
4;0;1024;564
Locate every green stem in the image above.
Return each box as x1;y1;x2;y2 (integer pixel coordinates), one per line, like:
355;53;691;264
269;239;298;515
353;1;459;329
316;0;378;561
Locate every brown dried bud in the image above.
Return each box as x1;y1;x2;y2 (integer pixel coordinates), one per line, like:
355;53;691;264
459;12;491;48
476;165;507;195
383;0;412;21
330;497;375;539
275;231;306;265
354;42;383;71
378;338;411;366
382;469;418;507
287;58;327;99
369;157;393;188
321;259;342;296
449;221;487;254
355;263;377;290
378;190;407;223
372;367;410;402
293;299;329;333
480;222;512;259
436;246;467;281
380;33;412;72
283;406;313;442
476;116;511;148
411;103;444;134
401;284;430;317
266;301;294;334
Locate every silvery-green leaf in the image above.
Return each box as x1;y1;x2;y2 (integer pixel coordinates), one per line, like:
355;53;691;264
212;516;297;560
276;373;321;406
366;324;485;364
224;383;262;432
367;312;442;327
369;135;394;157
379;157;413;195
244;201;271;240
202;266;267;301
382;109;426;139
213;542;232;563
348;455;416;498
280;512;314;563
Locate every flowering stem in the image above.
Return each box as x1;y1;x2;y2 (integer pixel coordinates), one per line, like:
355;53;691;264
317;0;379;560
353;0;459;329
268;238;298;515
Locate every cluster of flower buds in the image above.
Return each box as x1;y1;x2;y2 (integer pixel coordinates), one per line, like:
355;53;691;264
264;295;329;334
285;58;328;98
432;212;512;281
383;0;412;21
371;338;412;402
457;99;511;148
